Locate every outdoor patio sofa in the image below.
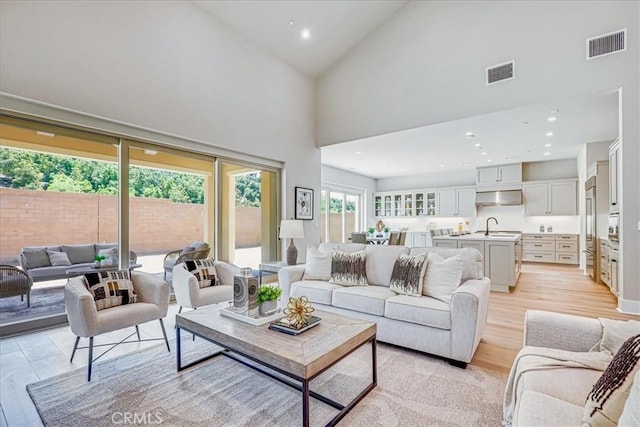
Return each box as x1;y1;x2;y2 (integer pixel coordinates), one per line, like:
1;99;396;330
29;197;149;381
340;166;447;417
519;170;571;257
20;243;137;282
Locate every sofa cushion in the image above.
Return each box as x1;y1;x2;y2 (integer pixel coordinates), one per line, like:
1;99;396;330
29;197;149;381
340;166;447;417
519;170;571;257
514;390;583;427
330;249;368;286
28;263;92;280
332;285;396;316
384;295;451;330
319;242;366;253
584;334;640;427
62;244;96;265
365;245;409;287
389;253;427;296
183;258;218;288
47;251;71;266
290;280;343;306
409;247;483;283
23;249;52;269
619;370;640;426
422;253;463;303
302;245;331;281
94;243;118;252
598;318;640;356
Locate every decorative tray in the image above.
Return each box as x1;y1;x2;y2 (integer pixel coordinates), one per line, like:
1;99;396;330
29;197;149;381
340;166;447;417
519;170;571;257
220;306;283;326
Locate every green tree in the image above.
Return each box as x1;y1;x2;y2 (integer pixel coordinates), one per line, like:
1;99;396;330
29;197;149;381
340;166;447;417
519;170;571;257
0;148;43;189
47;173;92;193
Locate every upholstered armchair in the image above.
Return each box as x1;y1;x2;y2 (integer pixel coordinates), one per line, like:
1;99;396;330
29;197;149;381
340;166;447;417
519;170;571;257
172;260;237;312
0;265;33;306
163;242;210;280
65;271;170;381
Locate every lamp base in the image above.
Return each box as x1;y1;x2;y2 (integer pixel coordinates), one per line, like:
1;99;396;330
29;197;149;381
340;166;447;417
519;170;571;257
286;239;298;265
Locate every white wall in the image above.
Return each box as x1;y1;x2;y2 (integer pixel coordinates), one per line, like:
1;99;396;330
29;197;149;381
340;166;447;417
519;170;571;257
321;165;377;230
0;0;320;256
377;170;476;192
318;0;639;312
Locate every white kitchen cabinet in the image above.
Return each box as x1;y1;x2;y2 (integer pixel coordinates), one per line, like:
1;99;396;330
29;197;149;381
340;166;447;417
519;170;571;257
523;180;577;216
410;232;431;248
609;139;620;213
476;163;522;189
485;241;518;290
458;239;485;258
438;187;476;217
434;240;457;248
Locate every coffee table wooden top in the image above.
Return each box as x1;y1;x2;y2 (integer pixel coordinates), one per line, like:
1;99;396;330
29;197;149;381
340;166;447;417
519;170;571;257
176;307;376;379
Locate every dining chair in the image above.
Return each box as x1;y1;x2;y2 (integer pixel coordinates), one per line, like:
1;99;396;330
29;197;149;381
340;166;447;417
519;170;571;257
397;231;407;246
351;232;367;244
388;232;400;245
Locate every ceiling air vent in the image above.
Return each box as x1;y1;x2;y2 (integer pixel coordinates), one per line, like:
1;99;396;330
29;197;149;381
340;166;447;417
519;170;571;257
587;29;626;59
486;61;514;85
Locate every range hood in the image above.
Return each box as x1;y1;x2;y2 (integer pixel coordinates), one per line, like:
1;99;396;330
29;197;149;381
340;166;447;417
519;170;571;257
475;190;522;207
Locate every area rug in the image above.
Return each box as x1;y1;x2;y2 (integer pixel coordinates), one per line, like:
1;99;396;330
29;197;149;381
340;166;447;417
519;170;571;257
27;338;506;426
0;285;65;324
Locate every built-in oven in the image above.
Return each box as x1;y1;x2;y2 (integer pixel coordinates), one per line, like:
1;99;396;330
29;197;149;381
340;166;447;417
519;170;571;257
608;213;619;242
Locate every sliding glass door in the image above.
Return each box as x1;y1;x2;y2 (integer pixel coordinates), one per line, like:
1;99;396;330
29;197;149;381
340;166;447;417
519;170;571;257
320;187;363;243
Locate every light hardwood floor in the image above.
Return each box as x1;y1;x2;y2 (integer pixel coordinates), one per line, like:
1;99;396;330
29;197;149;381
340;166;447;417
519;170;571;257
0;263;637;426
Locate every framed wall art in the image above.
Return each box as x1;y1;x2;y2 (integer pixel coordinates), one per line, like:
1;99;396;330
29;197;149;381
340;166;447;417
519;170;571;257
295;187;313;220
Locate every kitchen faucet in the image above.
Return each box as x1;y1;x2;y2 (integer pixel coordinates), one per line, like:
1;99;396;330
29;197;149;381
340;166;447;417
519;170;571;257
485;217;498;236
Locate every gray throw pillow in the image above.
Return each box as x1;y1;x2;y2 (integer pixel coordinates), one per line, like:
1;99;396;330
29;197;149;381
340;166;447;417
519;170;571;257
389;253;427;296
329;249;368;286
47;251;71;266
62;244;96;264
23;249;51;269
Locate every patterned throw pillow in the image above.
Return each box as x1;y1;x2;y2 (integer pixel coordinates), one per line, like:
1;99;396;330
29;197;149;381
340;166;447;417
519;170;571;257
83;270;138;311
422;253;463;303
329;249;368;286
583;334;640;427
389;253;427;296
184;258;218;288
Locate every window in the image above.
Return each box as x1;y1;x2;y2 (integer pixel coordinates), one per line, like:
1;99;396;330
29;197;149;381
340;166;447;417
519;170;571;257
320;185;364;243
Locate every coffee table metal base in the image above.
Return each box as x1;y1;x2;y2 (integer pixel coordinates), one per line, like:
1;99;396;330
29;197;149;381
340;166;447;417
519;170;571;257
176;325;377;427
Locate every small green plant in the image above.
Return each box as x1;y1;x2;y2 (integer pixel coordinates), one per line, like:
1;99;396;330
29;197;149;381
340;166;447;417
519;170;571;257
367;226;376;234
257;284;282;304
94;255;106;262
383;226;391;233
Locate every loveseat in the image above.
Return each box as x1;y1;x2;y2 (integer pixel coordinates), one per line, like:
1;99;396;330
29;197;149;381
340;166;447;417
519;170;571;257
504;310;640;426
20;243;137;282
278;243;490;367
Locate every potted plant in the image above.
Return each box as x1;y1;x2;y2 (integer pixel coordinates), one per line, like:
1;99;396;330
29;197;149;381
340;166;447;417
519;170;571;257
94;254;106;266
367;226;376;237
383;225;391;238
257;284;282;316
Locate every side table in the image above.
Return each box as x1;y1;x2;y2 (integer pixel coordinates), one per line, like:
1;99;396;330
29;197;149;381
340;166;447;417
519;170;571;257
258;261;303;284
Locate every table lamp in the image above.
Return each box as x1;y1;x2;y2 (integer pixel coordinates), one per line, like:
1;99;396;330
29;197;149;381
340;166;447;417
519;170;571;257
279;219;304;265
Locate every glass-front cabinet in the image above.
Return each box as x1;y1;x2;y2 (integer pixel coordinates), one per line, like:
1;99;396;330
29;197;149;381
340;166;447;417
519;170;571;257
393;194;402;216
374;190;442;217
384;194;392;216
415;192;424;216
403;193;413;216
374;194;383;217
426;191;437;216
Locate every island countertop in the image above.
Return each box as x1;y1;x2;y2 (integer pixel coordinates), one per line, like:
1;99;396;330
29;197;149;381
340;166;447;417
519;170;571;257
432;233;522;242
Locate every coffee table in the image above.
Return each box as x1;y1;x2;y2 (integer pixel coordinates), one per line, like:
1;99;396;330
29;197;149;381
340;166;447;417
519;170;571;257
66;263;142;276
175;307;377;427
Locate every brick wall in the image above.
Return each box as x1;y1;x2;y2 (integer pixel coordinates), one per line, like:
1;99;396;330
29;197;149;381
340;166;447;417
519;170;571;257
0;188;263;263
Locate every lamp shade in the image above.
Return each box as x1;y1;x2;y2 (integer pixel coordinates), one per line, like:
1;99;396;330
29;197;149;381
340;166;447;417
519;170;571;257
279;219;304;239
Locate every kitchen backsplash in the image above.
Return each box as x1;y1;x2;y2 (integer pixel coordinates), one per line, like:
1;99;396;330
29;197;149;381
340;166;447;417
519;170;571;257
380;205;580;234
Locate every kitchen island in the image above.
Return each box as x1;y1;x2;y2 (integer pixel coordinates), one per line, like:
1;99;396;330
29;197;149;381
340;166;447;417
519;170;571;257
432;233;522;292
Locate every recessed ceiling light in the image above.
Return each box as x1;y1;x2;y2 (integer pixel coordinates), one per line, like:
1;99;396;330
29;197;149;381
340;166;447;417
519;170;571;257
545;131;554;137
522;121;529;125
487;159;493;162
288;20;295;26
474;143;482;148
440;164;445;168
481;152;487;156
356;151;362;155
301;29;311;40
36;131;55;137
547;116;557;122
143;149;158;156
545;143;552;148
465;132;475;138
544;152;551;156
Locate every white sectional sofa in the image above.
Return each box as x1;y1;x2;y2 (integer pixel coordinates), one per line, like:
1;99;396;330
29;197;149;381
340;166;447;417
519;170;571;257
278;243;491;367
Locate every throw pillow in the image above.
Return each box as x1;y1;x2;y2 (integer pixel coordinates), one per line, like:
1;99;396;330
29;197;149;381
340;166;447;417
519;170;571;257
583;334;640;427
184;258;218;288
47;250;71;266
422;253;463;303
97;248;118;266
618;370;640;426
599;318;640;356
389;253;428;296
302;246;332;281
23;249;51;269
83;270;138;311
329;249;368;286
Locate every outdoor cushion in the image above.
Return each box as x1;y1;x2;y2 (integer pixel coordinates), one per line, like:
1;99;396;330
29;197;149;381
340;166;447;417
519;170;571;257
332;285;396;316
290;280;343;305
94;243;118;252
62;244;96;264
47;251;71;266
27;263;94;280
365;245;409;286
23;249;51;269
384;294;451;330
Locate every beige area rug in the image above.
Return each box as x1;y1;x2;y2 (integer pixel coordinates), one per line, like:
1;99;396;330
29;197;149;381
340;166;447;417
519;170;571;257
27;338;506;426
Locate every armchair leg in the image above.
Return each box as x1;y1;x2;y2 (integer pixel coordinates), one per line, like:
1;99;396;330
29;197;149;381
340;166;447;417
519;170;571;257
70;336;80;362
87;337;94;382
159;319;170;352
135;325;141;341
27;291;30;307
21;295;23;302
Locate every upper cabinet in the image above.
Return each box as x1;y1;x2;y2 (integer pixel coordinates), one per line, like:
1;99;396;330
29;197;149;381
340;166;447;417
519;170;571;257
476;163;522;190
609;139;620;213
523;179;577;216
438;187;476;217
374;187;473;218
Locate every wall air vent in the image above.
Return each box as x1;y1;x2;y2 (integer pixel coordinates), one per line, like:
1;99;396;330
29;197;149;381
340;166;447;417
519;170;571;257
587;29;626;59
486;61;514;85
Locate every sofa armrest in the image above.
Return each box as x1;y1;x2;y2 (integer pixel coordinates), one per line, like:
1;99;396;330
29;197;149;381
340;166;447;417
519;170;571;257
213;261;241;286
278;265;306;300
65;278;99;337
449;277;491;363
524;310;603;352
132;271;169;317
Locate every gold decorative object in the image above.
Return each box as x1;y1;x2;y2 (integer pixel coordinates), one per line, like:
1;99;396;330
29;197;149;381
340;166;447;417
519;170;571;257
375;220;385;232
283;296;314;329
